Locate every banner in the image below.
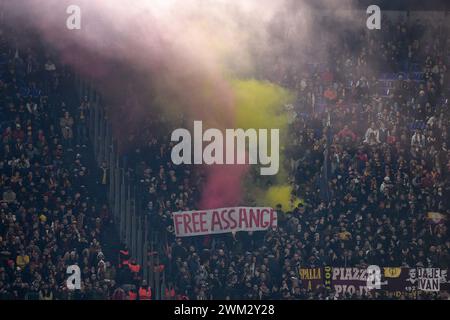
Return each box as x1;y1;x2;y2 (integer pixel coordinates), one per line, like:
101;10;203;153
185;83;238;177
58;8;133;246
330;267;372;296
417;268;441;292
173;207;277;237
299;267;450;297
389;267;449;295
382;267;418;298
299;268;323;291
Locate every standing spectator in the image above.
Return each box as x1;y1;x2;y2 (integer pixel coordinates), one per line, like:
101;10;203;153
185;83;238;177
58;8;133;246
60;111;74;150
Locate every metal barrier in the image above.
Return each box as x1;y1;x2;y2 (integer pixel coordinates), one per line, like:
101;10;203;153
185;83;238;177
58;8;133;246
74;76;164;299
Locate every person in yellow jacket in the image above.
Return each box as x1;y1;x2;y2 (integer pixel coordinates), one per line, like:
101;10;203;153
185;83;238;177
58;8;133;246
16;250;30;269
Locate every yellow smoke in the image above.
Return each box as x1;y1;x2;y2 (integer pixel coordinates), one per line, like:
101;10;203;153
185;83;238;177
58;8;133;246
230;79;299;210
264;185;302;211
232;79;292;130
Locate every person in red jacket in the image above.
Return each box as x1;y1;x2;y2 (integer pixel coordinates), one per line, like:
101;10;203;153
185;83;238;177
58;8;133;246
138;280;152;300
164;285;176;300
128;288;137;300
128;258;142;284
128;259;141;273
119;245;130;268
336;125;357;142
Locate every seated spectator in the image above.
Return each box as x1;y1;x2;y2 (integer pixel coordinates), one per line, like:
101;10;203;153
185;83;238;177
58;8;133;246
364;122;381;145
336;125;357;142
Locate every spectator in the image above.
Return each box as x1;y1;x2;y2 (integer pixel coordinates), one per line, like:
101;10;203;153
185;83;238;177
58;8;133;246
363;122;381;145
59;111;74;150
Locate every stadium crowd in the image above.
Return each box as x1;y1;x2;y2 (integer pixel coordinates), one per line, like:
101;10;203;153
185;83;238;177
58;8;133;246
0;15;449;301
0;27;150;299
125;17;450;300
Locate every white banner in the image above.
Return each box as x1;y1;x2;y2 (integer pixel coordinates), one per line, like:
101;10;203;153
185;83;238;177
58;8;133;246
417;268;440;292
173;207;277;237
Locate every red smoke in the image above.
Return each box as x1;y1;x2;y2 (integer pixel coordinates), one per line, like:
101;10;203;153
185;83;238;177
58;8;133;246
199;164;250;210
0;0;255;209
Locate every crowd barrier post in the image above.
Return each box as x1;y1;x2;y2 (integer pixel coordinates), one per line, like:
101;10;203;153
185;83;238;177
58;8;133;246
120;170;126;242
143;215;149;287
125;184;132;247
149;240;155;296
114;160;121;225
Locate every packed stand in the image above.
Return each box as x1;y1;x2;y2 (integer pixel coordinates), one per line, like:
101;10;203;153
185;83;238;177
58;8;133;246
125;17;449;300
0;29;148;300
